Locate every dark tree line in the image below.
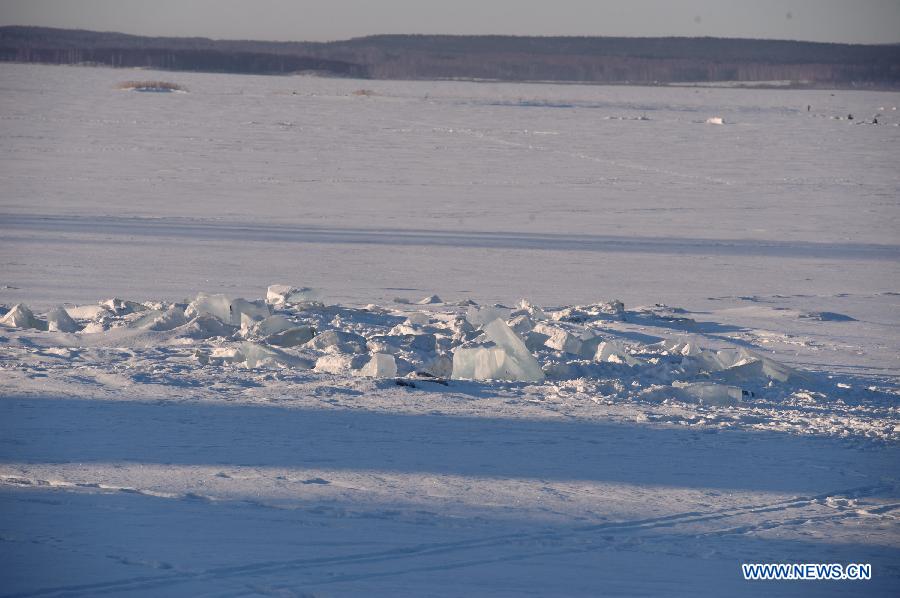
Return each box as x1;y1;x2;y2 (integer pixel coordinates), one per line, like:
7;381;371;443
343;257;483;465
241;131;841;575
0;45;364;76
2;26;898;87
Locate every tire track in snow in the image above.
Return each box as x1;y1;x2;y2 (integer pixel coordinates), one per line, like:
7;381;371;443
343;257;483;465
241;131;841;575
293;497;900;591
401;119;735;186
4;483;889;597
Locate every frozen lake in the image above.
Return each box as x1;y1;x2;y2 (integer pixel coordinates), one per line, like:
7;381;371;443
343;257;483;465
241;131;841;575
1;63;899;596
1;63;898;309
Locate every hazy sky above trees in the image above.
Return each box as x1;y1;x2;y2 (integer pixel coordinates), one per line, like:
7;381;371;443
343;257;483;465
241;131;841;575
1;0;898;44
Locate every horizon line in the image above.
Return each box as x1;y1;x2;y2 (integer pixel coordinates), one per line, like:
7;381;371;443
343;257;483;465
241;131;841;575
3;24;899;48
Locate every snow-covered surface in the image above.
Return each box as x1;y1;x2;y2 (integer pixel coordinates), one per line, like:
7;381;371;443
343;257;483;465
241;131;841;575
1;63;899;596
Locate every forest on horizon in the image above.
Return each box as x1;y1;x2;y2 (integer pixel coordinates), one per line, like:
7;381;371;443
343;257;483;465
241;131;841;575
2;26;899;88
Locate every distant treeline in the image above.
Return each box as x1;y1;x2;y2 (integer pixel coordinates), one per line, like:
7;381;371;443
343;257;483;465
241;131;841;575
2;26;899;87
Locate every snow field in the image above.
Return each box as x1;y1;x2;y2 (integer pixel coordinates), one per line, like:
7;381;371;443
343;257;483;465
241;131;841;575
1;63;898;596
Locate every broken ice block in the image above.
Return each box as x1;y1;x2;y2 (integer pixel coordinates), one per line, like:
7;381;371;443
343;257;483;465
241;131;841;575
594;341;639;366
100;298;147;315
578;329;604;358
452;319;545;382
417;294;442;305
241;342;310;369
129;306;187;331
472;347;511;379
657;336;703;357
507;314;535;335
754;355;794;383
609;300;625;315
314;353;368;375
358;353;398;378
199;342;311;369
80;321;106;334
544;361;583;380
46;307;80;332
368;330;437;356
266;284;294;304
305;329;367;353
483;320;544;377
465;306;512;328
266;326;316;347
524;330;551;351
65;304;111;321
533;323;583;354
451;345;544;382
403;333;438;352
185;293;234;323
422;354;453;378
673;381;742;406
388;323;419;336
0;304;46;330
684;347;794;383
452;346;499;380
198;346;243;366
450;348;481;379
241;343;279;368
266;284;319;306
242;314;294;337
185;293;270;326
716;348;794;383
515;299;548;320
405;312;431;327
177;315;238;340
230;298;271;325
241;314;316;347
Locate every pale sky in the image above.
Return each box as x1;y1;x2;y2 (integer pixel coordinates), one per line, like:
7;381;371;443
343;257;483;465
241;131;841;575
1;0;898;44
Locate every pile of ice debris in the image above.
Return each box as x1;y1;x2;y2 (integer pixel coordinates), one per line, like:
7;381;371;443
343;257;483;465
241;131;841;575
0;285;802;407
